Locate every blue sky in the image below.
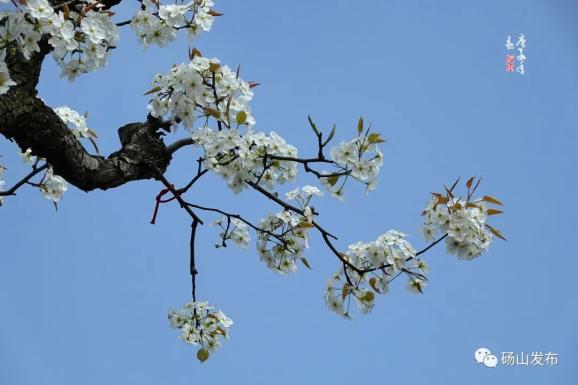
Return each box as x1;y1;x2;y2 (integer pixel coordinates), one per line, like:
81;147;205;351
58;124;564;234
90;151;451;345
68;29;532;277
1;0;577;384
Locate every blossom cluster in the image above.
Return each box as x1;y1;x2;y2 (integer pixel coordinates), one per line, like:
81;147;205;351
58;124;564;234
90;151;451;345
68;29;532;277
0;147;68;206
40;167;68;202
285;185;323;207
256;210;311;275
147;55;255;130
212;216;250;248
255;186;322;274
28;105;92;203
168;300;233;361
20;148;37;165
53;106;95;139
131;0;216;47
323;128;385;199
22;105;93;203
0;0;221;92
192;128;297;193
324;230;428;317
0;51;16;94
0;0;120;85
422;189;503;260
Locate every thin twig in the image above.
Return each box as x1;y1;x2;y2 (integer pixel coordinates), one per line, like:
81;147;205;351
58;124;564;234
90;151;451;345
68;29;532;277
150;166;203;224
178;158;207;194
190;219;199;302
185;202;287;244
0;164;48;196
415;233;448;257
246;180;336;239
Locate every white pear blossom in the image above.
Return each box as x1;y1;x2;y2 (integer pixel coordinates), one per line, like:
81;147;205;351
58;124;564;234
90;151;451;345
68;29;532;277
20;148;37;165
192;128;297;193
322;130;384;199
48;21;79;59
38;12;65;35
81;17;106;44
212;216;250;248
285;185;322;201
159;4;191;28
41;168;68;202
53;106;93;138
60;60;84;82
0;52;17;95
132;0;215;48
0;1;118;81
323;229;424;318
422;193;498;261
148;55;255;131
257;209;312;275
168;300;232;360
26;0;53;20
407;277;427;294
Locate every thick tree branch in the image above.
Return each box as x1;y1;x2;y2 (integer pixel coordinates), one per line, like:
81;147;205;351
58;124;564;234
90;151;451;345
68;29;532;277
167;138;195;155
0;40;174;192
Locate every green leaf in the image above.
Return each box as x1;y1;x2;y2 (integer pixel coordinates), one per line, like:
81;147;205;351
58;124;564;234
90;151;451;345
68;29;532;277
362;290;375;302
327;175;339;187
190;47;202;60
307;115;320;135
482;195;503;206
485;224;507;241
367;133;385;144
449;177;460;193
197;348;210;363
341;283;350;301
144;86;161;96
326;124;336;144
207;9;224;16
236;110;247;125
368;277;381;293
436;196;449;204
204;107;221;119
357;117;364;135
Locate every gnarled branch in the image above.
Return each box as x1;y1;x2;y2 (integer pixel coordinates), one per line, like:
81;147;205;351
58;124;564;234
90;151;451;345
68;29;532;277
0;39;176;192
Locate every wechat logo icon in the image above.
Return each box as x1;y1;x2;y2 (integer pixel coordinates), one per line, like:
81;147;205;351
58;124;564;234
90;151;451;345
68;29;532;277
475;347;498;368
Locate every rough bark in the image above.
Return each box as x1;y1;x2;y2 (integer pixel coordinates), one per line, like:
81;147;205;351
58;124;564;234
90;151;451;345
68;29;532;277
0;41;174;192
